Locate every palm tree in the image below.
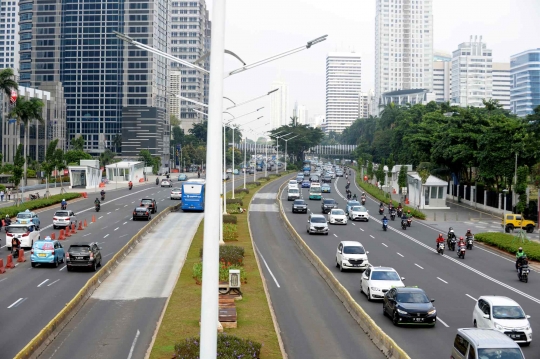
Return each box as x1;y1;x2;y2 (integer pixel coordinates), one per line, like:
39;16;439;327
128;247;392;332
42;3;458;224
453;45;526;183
112;134;122;154
0;68;18;97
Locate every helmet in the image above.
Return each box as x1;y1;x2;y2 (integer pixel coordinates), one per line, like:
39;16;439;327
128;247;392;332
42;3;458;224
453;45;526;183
467;229;471;232
460;236;464;240
449;227;453;230
62;199;65;201
518;247;523;252
439;233;443;238
5;215;9;218
407;210;411;213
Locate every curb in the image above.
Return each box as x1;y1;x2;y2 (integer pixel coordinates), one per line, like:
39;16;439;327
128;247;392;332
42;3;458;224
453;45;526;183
14;204;180;359
276;180;410;359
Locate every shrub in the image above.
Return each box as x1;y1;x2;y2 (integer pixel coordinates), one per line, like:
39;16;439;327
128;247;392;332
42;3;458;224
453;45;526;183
192;263;247;284
0;193;82;218
174;334;261;359
234;188;249;195
192;262;203;285
258;177;270;181
223;214;237;224
475;232;540;261
223;223;238;242
227;198;243;206
27;169;37;178
200;245;244;264
0;185;5;192
246;181;261;186
226;204;243;214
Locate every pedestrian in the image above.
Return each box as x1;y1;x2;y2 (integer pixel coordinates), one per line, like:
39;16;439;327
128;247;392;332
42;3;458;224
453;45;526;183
7;189;11;200
0;189;4;201
198;171;201;178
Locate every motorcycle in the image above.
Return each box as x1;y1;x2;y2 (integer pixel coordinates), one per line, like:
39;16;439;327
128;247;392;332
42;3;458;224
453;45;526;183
95;203;101;212
101;195;105;201
397;209;403;218
379;206;384;215
447;231;455;246
390;209;396;221
382;218;388;231
448;237;456;252
12;245;20;259
466;236;474;250
361;198;366;206
518;265;529;283
61;203;67;210
401;219;407;230
457;244;466;259
437;242;445;256
129;184;133;190
29;193;40;200
407;218;412;227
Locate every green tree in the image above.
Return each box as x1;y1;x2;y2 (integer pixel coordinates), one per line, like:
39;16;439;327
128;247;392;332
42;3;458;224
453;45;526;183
398;165;408;192
112;134;122;154
64;150;92;165
99;149;116;168
170;114;180;127
189;120;207;143
71;136;85;151
0;68;18;97
375;161;386;186
367;161;374;180
42;139;59;179
515;166;529;214
138;149;154;167
269;124;324;163
12;144;24;202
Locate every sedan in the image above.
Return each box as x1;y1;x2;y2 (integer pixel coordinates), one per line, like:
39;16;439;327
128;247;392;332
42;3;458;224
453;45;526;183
361;266;405;301
301;179;311;188
309;175;319;182
328;209;347;225
53;210;78;229
178;173;188;181
348;205;369;222
31;239;65;268
222;173;230;181
133;206;152;221
321;198;338;214
321;183;331;193
170;187;182;200
66;242;102;272
383;287;437;326
161;179;172;187
248;168;255;175
292;199;308;213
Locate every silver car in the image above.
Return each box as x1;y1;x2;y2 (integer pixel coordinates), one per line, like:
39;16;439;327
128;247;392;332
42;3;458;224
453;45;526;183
170;187;182;200
348;205;369;222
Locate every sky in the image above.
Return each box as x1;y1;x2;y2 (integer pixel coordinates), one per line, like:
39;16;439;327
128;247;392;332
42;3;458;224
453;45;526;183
207;0;540;139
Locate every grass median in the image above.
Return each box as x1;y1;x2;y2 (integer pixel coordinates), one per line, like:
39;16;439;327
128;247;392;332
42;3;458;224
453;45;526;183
0;193;82;218
475;232;540;261
149;173;291;359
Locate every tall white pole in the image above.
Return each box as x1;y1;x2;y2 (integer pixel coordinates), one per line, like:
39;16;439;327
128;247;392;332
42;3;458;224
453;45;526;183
254;140;257;182
265;138;268;177
275;138;279;174
243;136;247;189
285;139;288;172
200;0;225;356
223;124;227;214
231;127;235;199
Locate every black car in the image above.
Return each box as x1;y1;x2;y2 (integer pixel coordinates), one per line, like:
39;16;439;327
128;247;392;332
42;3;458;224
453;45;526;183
322;175;332;183
310;175;319;183
66;242;102;272
383;287;437;326
140;198;157;213
292;199;308;213
133;206;152;221
321;198;338;214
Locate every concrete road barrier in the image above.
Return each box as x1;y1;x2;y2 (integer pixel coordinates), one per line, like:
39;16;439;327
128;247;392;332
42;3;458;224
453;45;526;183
14;204;181;359
276;181;410;359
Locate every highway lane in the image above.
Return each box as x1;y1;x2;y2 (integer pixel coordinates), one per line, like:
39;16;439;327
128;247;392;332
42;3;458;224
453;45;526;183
251;174;386;359
279;171;539;358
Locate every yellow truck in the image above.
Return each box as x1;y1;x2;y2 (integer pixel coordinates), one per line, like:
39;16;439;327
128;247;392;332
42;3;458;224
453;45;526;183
501;214;536;233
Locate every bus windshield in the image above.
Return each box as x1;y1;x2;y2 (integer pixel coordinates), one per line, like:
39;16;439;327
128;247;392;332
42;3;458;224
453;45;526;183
183;184;202;194
310;187;321;193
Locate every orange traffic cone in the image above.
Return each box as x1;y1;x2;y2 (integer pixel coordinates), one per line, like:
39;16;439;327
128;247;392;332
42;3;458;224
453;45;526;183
17;249;26;263
51;232;56;240
59;229;65;240
65;228;71;238
84;219;88;228
92;215;96;223
78;221;83;230
0;258;6;273
71;223;76;234
5;254;15;268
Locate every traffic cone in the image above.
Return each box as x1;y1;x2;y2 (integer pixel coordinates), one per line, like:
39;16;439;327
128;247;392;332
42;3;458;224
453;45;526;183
17;249;26;263
65;228;71;238
5;254;15;269
0;258;6;273
51;232;56;240
78;221;83;230
71;223;76;234
84;219;88;228
59;229;65;240
92;215;96;223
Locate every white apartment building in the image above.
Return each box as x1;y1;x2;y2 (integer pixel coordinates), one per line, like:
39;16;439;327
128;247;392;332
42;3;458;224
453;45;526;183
0;0;18;74
358;90;374;118
270;79;289;129
374;0;434;115
293;102;308;125
433;51;451;103
451;36;493;108
492;62;510;110
325;52;362;133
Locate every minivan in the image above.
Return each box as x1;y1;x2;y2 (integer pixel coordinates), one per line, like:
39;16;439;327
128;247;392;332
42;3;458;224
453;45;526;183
306;214;329;235
287;187;300;201
451;328;525;359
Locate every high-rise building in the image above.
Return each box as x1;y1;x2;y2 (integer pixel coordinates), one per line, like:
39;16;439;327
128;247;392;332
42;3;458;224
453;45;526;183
374;0;433;114
433;51;452;103
270;79;289;129
0;0;18;74
293;101;308;125
451;36;493;108
492;62;510;110
510;49;540;117
358;90;374;119
325;52;361;133
169;0;211;132
19;0;170;165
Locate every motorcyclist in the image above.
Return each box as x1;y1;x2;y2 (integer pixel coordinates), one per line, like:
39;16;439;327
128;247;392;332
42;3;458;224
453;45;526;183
382;214;389;228
448;227;455;238
517;254;529;278
94;198;100;205
465;229;473;239
401;212;408;225
516;247;526;269
457;236;466;251
406;210;412;220
61;198;67;209
5;214;11;226
436;233;445;250
12;237;21;254
100;189;105;200
352;193;357;201
128;180;133;189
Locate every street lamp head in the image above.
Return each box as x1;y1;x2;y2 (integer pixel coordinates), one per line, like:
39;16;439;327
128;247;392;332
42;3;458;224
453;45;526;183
306;35;328;48
267;88;279;95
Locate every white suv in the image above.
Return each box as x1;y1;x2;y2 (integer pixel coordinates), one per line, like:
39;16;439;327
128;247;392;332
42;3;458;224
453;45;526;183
472;296;532;345
336;241;369;272
360;266;405;301
306;214;329;235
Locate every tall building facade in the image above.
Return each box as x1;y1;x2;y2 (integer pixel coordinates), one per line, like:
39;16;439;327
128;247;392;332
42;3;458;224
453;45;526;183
0;0;18;73
358;90;373;118
374;0;433;114
451;36;493;108
293;101;307;125
510;49;540;117
325;52;361;133
433;51;451;103
169;0;210;132
492;62;510;110
270;79;288;129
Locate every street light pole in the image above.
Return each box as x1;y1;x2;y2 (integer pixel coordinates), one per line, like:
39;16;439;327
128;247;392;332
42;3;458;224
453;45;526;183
243;136;247;189
200;0;225;356
283;135;299;172
223;124;227;214
231;126;235;199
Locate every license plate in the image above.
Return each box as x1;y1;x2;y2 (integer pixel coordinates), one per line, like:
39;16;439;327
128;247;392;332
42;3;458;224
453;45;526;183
510;334;520;339
413;318;424;322
353;264;361;267
76;257;83;260
38;253;46;257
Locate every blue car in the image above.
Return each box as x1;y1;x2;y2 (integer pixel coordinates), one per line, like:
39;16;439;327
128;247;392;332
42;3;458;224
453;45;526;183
178;173;188;181
321;184;331;193
16;209;40;229
301;179;311;188
31;238;65;268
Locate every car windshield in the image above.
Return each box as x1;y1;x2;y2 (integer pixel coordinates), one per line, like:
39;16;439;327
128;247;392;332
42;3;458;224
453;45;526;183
348;201;360;206
289;189;299;193
141;199;153;204
35;242;54;250
54;211;70;217
352;206;366;212
17;213;32;219
371;271;400;281
396;292;430;303
332;210;345;215
294;200;305;205
172;188;181;192
310;187;321;193
8;227;28;233
324;199;336;204
69;245;90;252
311;217;326;223
492;306;526;319
477;348;524;359
344;246;365;254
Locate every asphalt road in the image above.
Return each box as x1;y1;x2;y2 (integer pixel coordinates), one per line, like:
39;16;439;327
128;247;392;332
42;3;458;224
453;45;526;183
0;173;257;359
250;175;386;359
279;170;539;359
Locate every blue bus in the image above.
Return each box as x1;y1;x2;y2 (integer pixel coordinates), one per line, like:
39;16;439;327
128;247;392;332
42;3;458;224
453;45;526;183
181;181;205;211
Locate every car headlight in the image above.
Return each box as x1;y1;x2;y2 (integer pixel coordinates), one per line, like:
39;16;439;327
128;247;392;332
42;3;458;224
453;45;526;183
397;308;407;315
428;309;436;315
525;326;531;331
494;323;504;330
370;287;380;292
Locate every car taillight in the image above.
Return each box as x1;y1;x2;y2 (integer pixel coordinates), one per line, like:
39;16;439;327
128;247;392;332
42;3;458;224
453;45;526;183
133;211;136;215
7;233;12;237
31;249;34;254
66;253;70;259
51;249;55;254
90;252;94;260
146;211;149;215
53;217;58;220
22;233;29;237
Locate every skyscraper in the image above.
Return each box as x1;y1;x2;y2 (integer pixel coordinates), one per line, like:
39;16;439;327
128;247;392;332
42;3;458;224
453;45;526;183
451;36;493;108
492;62;510;110
293;101;308;125
0;0;18;73
433;51;451;103
169;0;211;132
325;52;361;133
270;79;289;129
374;0;433;114
510;49;540;117
358;90;373;119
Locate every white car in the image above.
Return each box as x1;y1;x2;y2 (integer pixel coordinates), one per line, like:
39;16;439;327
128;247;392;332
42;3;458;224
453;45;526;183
327;171;336;179
349;205;369;222
161;180;172;187
170;187;182;200
7;224;40;249
472;296;532;345
53;210;78;229
288;180;299;189
226;168;233;174
336;241;369;272
328;209;348;225
360;266;405;301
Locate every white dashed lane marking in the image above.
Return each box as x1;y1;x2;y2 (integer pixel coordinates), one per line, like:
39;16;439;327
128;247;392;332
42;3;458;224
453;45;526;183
414;263;424;269
437;277;448;284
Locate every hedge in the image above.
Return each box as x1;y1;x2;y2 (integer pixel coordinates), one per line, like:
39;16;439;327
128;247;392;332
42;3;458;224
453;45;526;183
174;334;261;358
234;188;249;195
223;214;237;224
475;232;540;261
200;245;245;265
0;193;82;218
246;181;261;186
226;198;243;206
355;177;426;219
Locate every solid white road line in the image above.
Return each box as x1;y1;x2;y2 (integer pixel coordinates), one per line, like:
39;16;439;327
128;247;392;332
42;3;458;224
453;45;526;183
114;227;119;231
352;223;355;226
369;235;374;238
414;263;424;269
397;253;404;258
103;252;114;258
437;277;448;284
382;243;388;247
466;294;478;302
37;279;49;287
333;233;338;237
115;208;119;211
47;279;60;287
437;317;450;328
254;244;280;288
83;233;91;237
104;234;110;238
124;204;128;207
126;329;140;359
8;298;24;308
